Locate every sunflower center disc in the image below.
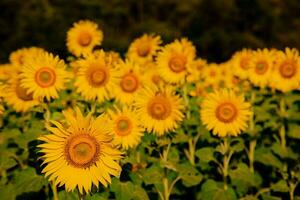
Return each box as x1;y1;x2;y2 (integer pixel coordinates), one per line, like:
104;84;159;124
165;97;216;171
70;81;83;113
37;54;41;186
89;67;108;87
120;74;139;93
240;57;250;70
65;134;99;168
115;118;132;136
280;61;296;78
255;61;268;75
35;67;56;88
78;32;92;47
137;43;150;57
148;96;171;120
169;56;186;73
15;82;33;101
216;102;237;123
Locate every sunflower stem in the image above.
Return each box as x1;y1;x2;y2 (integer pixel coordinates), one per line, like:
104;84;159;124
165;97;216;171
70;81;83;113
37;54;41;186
279;96;287;150
248;140;256;173
183;83;190;119
77;189;86;200
222;138;233;190
51;181;59;200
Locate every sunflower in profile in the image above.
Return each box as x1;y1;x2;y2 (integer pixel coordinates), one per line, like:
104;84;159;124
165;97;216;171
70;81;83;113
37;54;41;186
114;60;146;105
135;86;184;136
270;48;300;92
75;51;118;102
106;107;144;149
38;107;122;194
9;47;45;68
231;49;253;80
248;49;274;88
127;34;161;65
200;90;252;137
187;58;207;83
3;76;40;112
20;51;69;100
67;20;103;57
156;38;196;84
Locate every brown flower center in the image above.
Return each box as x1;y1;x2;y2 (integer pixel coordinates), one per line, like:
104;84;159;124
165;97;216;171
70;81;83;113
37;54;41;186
120;73;139;93
115;117;132;136
35;67;56;88
65;134;99;168
240;57;250;70
279;61;297;79
87;65;109;87
15;82;33;101
215;102;237;123
137;43;151;57
78;32;92;47
255;61;268;75
148;95;172;120
169;55;186;73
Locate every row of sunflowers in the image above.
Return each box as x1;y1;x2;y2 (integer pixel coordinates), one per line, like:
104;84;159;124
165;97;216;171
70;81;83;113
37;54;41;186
0;20;300;200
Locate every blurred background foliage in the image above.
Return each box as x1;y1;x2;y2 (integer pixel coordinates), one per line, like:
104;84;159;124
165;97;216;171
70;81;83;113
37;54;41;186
0;0;300;63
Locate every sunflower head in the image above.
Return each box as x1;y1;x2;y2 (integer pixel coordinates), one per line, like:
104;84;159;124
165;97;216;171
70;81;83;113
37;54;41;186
200;90;252;137
38;107;122;194
127;34;162;65
231;49;253;80
187;58;207;83
106;107;144;149
156;38;196;84
9;47;45;68
67;20;103;57
135;86;184;136
20;51;69;100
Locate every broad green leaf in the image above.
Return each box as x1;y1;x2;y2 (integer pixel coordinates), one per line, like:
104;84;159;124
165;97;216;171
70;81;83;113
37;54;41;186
271;142;298;159
177;163;203;187
0;183;16;200
287;124;300;140
271;180;289;193
229;163;257;187
255;147;283;169
111;179;148;200
199;179;237;200
195;147;215;163
57;191;77;200
12;167;48;196
141;165;163;185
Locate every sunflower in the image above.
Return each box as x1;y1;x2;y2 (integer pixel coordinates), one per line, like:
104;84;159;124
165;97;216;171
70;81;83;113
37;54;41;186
143;64;164;86
3;76;40;112
0;64;15;80
156;38;196;84
200;90;252;137
135;86;184;136
114;60;146;105
106;107;144;149
74;51;118;102
20;51;69;100
231;49;253;80
127;34;161;65
67;20;103;57
186;58;207;83
0;83;4;115
248;49;274;88
202;63;222;89
9;47;45;68
38;107;122;194
270;48;300;92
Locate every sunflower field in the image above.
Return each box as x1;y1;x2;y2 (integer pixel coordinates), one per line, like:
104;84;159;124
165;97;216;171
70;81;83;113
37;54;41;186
1;19;300;200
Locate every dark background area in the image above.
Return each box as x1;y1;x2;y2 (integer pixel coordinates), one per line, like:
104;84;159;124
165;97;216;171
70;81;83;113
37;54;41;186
0;0;300;63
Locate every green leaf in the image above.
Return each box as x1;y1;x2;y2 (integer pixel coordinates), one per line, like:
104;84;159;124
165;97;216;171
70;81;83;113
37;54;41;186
172;131;190;144
261;194;282;200
229;163;257;187
199;179;237;200
177;163;203;187
255;147;283;169
287;124;300;140
111;179;148;200
57;191;78;200
271;180;289;193
0;183;16;200
12;167;48;196
271;142;298;159
142;165;163;185
195;147;215;163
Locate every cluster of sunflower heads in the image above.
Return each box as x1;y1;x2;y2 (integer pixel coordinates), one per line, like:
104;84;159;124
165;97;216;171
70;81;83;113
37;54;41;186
1;20;300;200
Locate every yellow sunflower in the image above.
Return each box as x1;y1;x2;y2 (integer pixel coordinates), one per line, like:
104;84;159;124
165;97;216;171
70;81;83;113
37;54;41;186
114;60;146;105
20;51;69;100
186;58;207;83
74;51;118;102
202;63;222;89
156;38;196;84
200;90;252;137
67;20;103;57
248;49;274;88
0;83;4;115
231;49;253;80
127;34;161;65
143;64;164;86
38;108;122;194
0;64;15;80
3;76;40;112
9;47;46;68
270;48;300;92
106;107;144;149
135;86;184;136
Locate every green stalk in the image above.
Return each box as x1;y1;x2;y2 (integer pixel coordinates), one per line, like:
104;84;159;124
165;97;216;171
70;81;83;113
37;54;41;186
51;181;59;200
